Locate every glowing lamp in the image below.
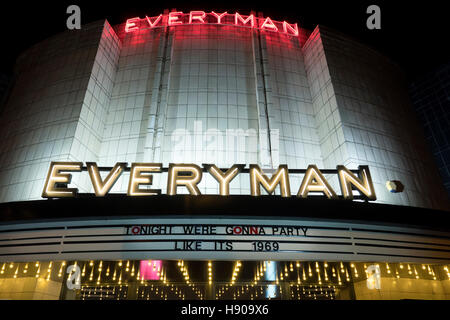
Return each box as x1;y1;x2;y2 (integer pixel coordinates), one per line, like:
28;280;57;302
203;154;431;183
385;180;404;193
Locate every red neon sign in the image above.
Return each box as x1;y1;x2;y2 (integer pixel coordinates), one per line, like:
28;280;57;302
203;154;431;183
283;21;299;36
211;11;227;24
146;14;162;27
125;11;300;37
168;11;184;26
260;17;278;32
235;12;255;28
189;11;206;24
125;17;140;32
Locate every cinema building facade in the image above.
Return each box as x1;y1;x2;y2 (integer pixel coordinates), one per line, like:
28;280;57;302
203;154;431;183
0;11;449;300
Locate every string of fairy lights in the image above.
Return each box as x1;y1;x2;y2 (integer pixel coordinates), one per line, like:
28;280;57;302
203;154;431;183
177;260;204;300
290;284;337;300
216;260;242;299
1;260;449;300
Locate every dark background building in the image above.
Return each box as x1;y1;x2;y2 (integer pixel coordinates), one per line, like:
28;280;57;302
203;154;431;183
409;62;450;199
0;73;11;109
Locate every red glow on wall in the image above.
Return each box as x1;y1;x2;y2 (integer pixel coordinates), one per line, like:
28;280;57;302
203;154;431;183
124;11;300;37
139;260;162;280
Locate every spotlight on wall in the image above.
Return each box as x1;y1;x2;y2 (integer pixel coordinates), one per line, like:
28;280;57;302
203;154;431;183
385;180;404;193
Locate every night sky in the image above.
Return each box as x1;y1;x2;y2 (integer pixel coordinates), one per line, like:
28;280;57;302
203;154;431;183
0;0;448;83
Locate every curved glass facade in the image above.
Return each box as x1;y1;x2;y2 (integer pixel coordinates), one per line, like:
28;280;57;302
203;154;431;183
0;17;447;209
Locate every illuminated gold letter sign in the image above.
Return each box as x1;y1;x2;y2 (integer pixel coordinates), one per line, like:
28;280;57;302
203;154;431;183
42;162;377;201
250;165;291;197
128;163;162;196
87;162;126;196
167;164;203;195
42;162;82;197
204;164;244;196
297;165;337;199
337;165;376;200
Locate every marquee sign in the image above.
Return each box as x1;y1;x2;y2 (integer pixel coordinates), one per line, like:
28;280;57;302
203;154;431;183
42;162;376;200
125;11;300;37
2;216;449;263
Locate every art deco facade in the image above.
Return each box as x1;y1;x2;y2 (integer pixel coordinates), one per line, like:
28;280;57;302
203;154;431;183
0;17;447;209
0;13;449;300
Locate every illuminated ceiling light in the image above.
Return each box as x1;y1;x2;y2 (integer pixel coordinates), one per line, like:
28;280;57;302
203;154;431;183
427;265;433;275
